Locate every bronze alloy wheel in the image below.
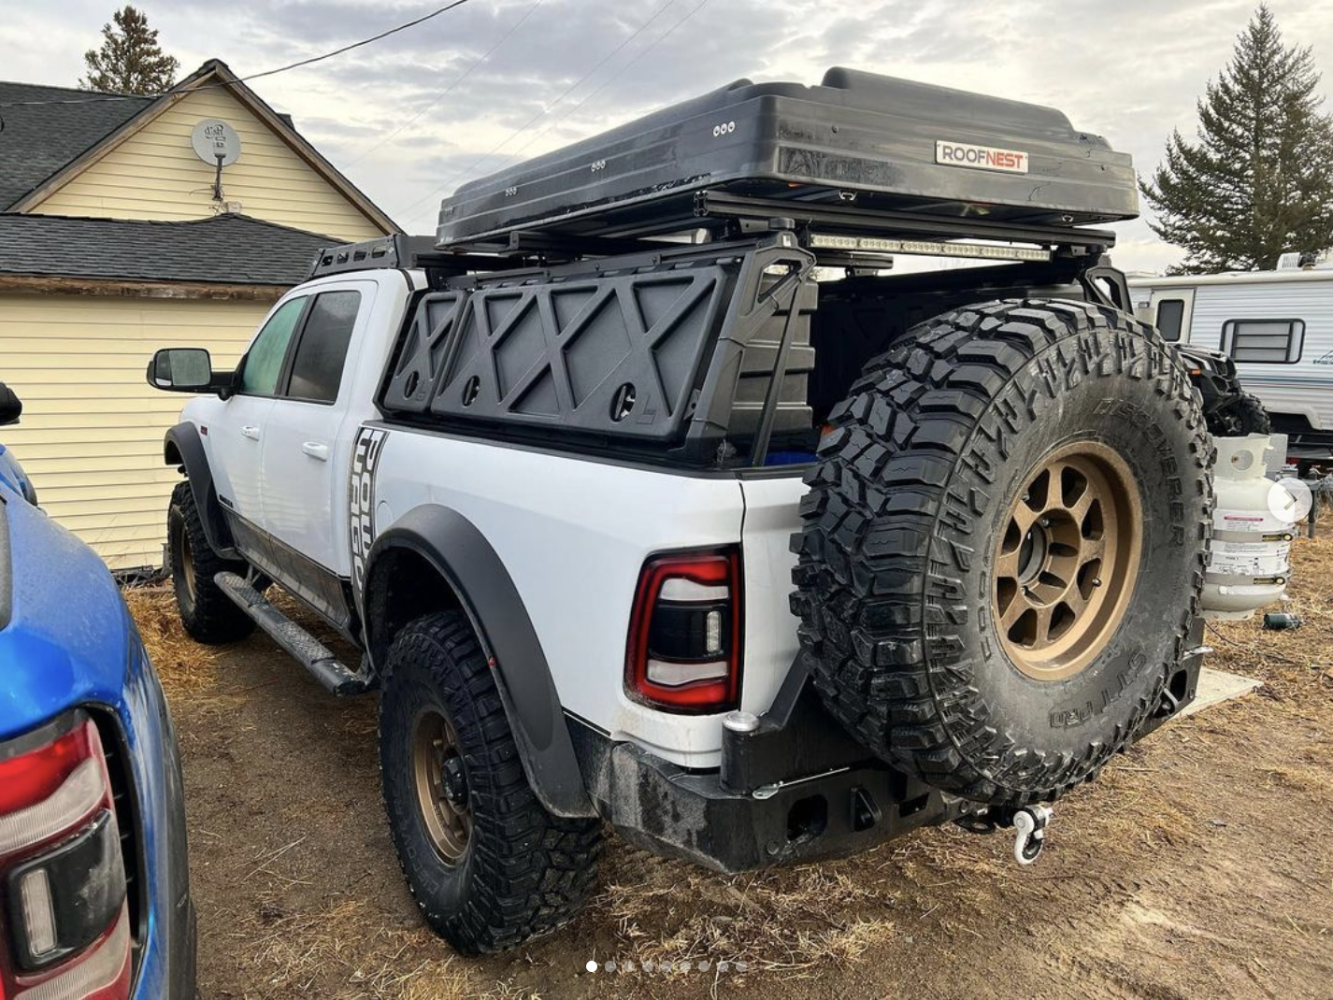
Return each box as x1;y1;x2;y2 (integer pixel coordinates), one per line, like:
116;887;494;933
172;518;197;607
411;708;472;864
992;441;1143;681
181;536;197;604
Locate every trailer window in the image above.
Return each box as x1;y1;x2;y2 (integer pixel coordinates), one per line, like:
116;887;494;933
1221;319;1304;363
1154;299;1184;341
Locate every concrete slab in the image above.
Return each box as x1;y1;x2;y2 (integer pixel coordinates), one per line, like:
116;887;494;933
1178;667;1262;720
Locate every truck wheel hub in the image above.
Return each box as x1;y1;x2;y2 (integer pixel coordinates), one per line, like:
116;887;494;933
441;756;468;805
992;442;1143;682
411;708;472;863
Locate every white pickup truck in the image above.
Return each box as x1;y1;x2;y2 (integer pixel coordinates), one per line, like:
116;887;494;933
148;68;1216;954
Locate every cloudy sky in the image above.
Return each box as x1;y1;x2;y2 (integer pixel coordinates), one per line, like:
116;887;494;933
4;0;1333;272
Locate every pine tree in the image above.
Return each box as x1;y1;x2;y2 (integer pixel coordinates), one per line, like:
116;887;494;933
79;6;179;95
1140;3;1333;274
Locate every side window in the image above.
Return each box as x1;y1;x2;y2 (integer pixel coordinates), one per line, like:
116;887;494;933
239;297;306;396
285;291;362;403
1155;299;1185;342
1221;319;1305;363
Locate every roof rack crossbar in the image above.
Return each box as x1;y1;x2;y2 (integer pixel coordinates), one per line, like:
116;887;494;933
308;234;538;281
693;190;1117;251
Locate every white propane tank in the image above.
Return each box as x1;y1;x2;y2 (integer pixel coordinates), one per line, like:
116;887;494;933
1202;435;1295;619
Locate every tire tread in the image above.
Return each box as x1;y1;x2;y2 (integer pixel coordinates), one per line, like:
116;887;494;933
791;299;1212;807
379;611;602;955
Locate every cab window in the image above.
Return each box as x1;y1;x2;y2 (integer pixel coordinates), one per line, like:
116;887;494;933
239;298;307;396
285;291;362;403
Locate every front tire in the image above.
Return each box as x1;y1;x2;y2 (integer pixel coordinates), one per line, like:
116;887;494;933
793;300;1213;807
1212;391;1271;437
378;611;602;955
168;482;254;644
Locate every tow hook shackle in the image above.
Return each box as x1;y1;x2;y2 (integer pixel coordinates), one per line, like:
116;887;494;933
1012;805;1053;865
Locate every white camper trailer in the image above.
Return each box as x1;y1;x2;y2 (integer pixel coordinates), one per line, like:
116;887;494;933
1130;257;1333;460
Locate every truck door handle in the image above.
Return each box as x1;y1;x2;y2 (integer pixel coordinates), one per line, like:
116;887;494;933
301;441;330;461
241;425;261;441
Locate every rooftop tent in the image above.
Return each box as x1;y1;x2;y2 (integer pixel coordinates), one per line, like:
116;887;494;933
436;67;1137;248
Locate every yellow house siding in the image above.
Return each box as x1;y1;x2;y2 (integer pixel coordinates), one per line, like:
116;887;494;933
29;87;385;244
0;293;271;570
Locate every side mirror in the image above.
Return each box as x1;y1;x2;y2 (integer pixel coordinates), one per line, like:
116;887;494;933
0;383;21;426
147;348;229;393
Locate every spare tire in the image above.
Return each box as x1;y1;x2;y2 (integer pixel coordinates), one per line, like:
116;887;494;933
791;299;1212;807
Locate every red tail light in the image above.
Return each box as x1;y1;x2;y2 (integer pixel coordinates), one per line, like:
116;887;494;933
626;548;743;714
0;713;131;1000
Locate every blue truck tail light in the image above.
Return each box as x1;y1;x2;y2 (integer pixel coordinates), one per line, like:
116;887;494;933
0;713;131;1000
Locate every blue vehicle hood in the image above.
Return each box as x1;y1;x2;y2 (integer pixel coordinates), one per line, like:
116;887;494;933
0;491;130;740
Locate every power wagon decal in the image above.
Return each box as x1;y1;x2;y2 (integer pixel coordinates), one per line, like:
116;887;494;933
349;426;387;595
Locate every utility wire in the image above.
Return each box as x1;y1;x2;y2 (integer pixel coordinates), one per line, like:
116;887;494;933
392;0;681;221
505;0;709;164
0;0;477;108
346;0;545;166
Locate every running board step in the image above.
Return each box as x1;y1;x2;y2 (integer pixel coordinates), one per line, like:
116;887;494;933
214;571;373;696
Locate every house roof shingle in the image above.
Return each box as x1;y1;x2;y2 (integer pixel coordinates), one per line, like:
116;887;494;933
0;213;338;286
0;82;152;211
0;61;396;232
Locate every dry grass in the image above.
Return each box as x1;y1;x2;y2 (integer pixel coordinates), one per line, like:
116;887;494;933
238;899;478;1000
123;585;219;696
587;825;1049;982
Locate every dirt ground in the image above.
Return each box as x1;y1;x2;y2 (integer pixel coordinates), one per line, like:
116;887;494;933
127;518;1333;1000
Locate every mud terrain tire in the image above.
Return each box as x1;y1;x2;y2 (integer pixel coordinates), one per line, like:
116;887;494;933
792;300;1212;807
168;482;254;644
379;611;603;955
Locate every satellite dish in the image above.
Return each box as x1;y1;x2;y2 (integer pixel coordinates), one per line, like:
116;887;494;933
191;119;241;166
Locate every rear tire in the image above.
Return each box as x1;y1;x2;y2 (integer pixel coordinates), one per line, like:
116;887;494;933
378;611;602;955
168;482;254;644
792;300;1212;807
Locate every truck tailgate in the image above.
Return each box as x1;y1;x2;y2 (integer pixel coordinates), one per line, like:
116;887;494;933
738;474;808;716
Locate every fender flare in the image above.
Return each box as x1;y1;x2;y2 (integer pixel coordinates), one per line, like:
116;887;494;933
363;505;596;819
162;422;239;560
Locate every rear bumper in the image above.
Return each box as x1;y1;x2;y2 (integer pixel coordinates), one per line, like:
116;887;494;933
576;736;964;873
571;665;967;874
573;623;1209;874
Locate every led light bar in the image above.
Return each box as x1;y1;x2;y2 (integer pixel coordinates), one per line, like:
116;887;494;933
808;233;1052;262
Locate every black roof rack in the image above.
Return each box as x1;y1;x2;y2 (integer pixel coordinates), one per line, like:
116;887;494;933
307;230;707;285
308;235;451;279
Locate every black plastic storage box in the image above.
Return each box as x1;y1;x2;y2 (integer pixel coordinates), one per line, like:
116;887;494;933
436;67;1138;248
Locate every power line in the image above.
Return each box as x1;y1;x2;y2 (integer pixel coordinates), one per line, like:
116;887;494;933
505;0;709;164
392;0;681;221
346;0;545;166
0;0;477;108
